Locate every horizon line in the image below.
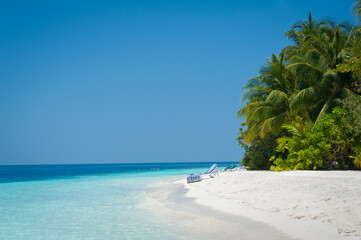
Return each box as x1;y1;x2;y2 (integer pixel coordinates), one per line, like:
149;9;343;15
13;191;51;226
0;161;241;167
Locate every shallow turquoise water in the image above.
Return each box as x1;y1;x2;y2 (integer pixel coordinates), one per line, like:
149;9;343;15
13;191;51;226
0;163;235;240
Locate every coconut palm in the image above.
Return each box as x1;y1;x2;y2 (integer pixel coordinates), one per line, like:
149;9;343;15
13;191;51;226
238;54;297;143
238;2;361;170
355;0;361;22
284;20;360;121
284;12;320;47
239;16;361;143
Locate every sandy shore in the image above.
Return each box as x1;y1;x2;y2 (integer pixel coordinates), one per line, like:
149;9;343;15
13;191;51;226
146;176;298;240
178;170;361;240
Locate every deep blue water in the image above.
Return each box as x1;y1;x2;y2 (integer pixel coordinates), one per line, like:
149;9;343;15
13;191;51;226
0;162;238;183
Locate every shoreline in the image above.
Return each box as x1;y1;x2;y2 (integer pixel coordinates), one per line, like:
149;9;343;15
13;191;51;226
146;176;298;240
146;170;361;240
178;170;361;240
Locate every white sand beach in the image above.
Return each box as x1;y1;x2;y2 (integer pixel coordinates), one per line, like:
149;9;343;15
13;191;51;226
179;171;361;240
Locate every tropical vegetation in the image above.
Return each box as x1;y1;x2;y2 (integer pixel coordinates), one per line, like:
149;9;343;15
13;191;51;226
238;1;361;170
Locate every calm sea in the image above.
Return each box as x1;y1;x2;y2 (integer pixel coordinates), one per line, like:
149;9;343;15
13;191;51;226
0;162;237;240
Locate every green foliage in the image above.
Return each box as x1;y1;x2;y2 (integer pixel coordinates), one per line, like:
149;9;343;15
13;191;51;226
339;94;361;167
272;102;361;170
237;55;295;143
237;2;361;170
237;127;280;170
239;9;361;143
270;117;325;170
355;1;361;23
339;94;361;134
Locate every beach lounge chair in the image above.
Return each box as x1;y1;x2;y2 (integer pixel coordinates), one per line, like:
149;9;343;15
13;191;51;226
228;164;238;171
203;164;218;175
187;173;202;183
221;165;232;172
187;164;218;183
221;164;237;172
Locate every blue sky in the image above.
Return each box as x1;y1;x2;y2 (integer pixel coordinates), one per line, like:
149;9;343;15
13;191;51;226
0;0;358;165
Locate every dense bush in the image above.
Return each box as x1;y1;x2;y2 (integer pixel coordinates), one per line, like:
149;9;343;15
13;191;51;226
271;100;361;170
237;128;287;170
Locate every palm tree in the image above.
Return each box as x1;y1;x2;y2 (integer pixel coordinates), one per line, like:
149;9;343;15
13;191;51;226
239;15;360;143
355;1;361;24
238;54;297;143
238;15;323;143
284;20;360;121
284;12;320;47
238;2;361;170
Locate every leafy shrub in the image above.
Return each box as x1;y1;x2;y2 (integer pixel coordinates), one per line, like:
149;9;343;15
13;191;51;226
272;103;361;170
237;127;286;170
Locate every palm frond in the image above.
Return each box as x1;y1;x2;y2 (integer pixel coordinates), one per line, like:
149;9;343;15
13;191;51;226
290;87;316;111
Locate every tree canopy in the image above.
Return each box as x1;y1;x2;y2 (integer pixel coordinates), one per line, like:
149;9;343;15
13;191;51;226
238;2;361;170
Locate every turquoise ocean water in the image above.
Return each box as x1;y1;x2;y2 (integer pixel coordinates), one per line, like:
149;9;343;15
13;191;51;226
0;162;237;240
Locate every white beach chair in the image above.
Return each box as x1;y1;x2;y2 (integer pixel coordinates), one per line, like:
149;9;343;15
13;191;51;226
187;164;218;183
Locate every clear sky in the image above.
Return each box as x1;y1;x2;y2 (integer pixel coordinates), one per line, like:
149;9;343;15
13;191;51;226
0;0;358;165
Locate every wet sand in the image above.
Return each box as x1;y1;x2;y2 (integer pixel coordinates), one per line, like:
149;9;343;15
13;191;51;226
145;178;299;240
